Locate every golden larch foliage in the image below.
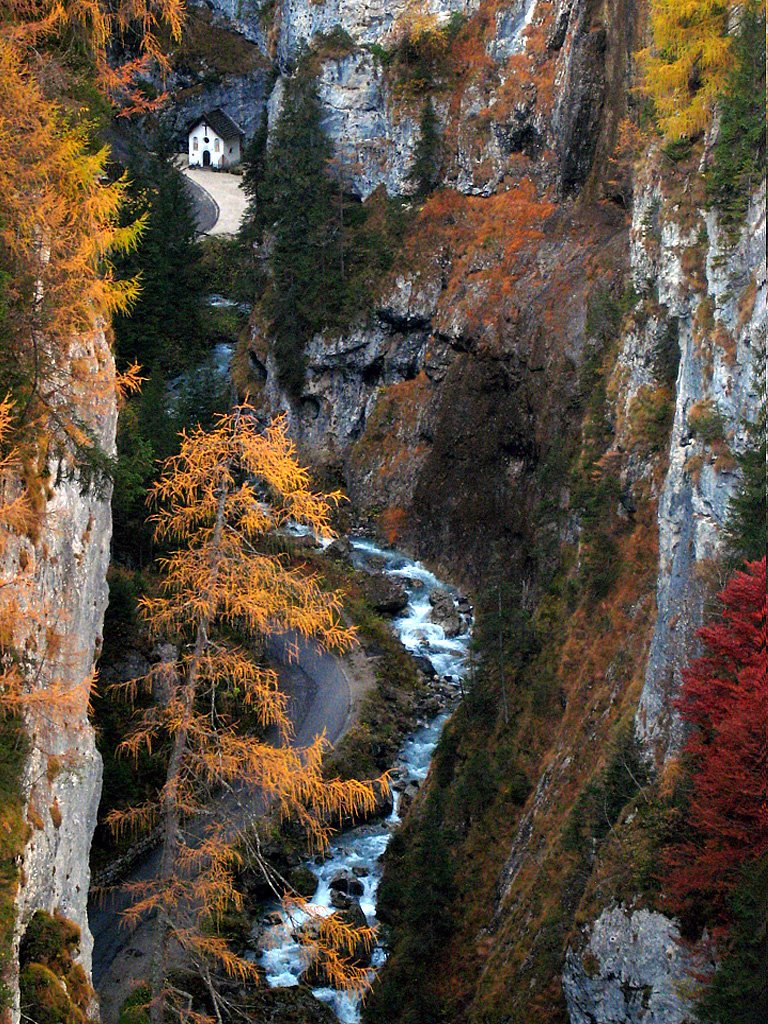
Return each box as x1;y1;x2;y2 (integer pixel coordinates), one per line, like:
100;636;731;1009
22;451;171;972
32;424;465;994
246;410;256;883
108;408;388;1022
638;1;759;139
0;397;31;698
0;0;184;453
1;1;185;111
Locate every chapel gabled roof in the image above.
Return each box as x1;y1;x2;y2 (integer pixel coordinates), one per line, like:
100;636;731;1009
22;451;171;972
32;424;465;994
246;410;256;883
189;108;244;141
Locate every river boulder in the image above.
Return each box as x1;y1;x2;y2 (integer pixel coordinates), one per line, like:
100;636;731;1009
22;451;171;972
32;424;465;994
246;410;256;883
340;901;373;966
329;869;365;897
288;865;319;899
429;589;463;637
329;889;354;910
413;654;437;678
326;536;353;561
360;571;409;615
244;986;338;1022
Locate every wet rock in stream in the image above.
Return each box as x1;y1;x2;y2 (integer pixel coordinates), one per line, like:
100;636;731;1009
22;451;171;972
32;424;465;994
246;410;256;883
428;589;463;637
329;870;365;897
359;571;409;615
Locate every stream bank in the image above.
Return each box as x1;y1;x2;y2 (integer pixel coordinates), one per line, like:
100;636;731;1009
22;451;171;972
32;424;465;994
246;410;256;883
255;536;473;1023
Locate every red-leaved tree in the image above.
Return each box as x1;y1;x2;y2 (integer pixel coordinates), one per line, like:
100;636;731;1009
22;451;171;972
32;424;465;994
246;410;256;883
665;557;767;926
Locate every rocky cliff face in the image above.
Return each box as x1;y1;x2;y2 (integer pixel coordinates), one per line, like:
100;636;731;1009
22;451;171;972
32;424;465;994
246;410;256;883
551;175;764;1024
180;0;627;198
248;0;635;586
167;0;763;1021
4;329;116;1021
634;181;765;761
562;907;712;1024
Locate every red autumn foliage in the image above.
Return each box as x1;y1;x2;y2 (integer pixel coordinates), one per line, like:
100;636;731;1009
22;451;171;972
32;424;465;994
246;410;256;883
665;557;768;926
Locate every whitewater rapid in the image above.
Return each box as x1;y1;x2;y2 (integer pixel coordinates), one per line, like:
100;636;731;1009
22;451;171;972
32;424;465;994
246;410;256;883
258;537;472;1022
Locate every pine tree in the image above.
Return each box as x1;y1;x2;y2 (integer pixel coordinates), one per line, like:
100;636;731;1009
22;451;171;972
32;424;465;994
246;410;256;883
409;98;442;197
697;857;768;1024
706;2;767;231
240;109;270;242
259;73;340;396
725;409;767;564
113;153;205;375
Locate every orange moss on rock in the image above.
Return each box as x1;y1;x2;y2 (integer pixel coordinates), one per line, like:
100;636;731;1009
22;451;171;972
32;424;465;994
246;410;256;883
411;180;557;345
378;507;409;546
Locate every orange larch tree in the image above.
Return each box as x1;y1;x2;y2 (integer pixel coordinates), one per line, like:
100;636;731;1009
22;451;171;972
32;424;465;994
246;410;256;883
0;0;185;459
108;408;386;1023
638;1;766;140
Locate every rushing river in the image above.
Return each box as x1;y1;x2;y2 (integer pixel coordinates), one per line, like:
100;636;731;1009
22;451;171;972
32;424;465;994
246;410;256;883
259;537;472;1022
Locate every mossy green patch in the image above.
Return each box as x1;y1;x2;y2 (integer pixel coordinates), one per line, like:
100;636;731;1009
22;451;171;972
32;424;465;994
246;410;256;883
0;716;29;1010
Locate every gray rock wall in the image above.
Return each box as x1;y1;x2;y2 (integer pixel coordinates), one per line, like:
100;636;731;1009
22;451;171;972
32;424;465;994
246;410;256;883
275;0;481;66
561;173;764;1024
190;0;271;48
563;907;709;1024
317;52;419;198
633;181;765;761
3;328;117;1022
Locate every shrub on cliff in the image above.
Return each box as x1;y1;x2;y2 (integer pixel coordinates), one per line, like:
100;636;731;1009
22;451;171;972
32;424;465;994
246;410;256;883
409;98;442;197
19;911;94;1024
665;558;767;926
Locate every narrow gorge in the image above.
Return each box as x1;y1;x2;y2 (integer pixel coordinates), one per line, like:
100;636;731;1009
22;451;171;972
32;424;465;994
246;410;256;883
0;2;764;1024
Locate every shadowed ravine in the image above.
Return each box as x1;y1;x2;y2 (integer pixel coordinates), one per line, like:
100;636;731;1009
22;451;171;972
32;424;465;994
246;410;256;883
258;536;473;1023
89;533;471;1024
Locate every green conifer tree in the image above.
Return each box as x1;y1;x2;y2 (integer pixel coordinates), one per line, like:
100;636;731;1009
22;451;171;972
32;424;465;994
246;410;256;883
240;108;269;245
725;407;767;564
113;153;204;374
697;858;768;1024
259;73;340;395
706;3;766;233
409;98;442;197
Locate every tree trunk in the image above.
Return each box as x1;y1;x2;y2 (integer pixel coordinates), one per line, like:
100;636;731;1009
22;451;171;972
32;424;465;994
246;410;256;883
150;471;230;1022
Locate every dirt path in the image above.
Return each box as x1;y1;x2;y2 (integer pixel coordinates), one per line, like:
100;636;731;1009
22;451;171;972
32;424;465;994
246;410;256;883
181;166;248;236
89;636;376;1023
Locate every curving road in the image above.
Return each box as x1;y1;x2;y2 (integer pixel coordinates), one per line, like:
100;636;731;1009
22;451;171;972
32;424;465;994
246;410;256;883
181;173;219;235
89;635;373;1024
181;166;249;236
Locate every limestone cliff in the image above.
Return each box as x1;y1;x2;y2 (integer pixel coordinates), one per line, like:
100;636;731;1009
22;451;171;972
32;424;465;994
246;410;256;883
3;329;116;1022
249;0;637;585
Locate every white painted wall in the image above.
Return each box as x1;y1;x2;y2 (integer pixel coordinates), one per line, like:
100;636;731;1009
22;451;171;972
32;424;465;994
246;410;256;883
188;123;242;169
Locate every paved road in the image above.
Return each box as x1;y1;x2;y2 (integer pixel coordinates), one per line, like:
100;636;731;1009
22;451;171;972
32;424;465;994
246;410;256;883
181;166;249;236
89;635;372;1023
181;174;219;235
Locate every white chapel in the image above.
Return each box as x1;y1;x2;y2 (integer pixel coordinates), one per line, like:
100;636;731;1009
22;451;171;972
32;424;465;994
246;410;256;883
188;109;244;170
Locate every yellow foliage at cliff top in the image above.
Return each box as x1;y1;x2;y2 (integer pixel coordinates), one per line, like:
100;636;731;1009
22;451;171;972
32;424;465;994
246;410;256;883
639;0;764;140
